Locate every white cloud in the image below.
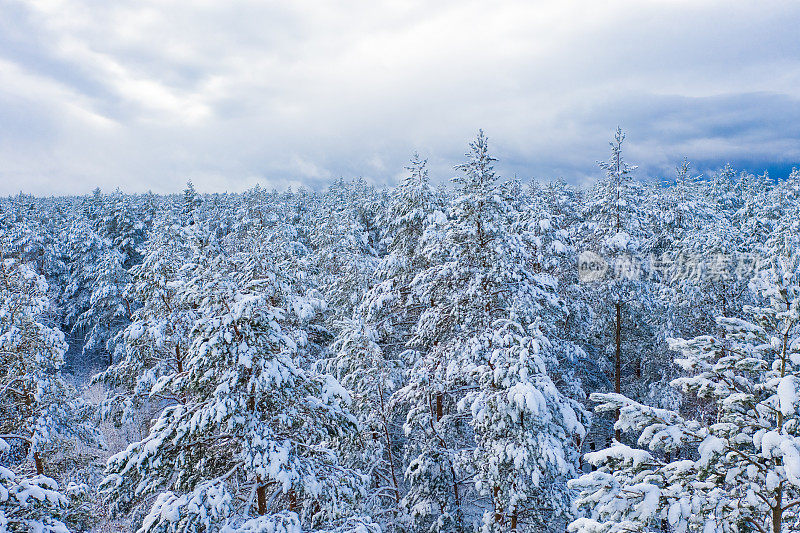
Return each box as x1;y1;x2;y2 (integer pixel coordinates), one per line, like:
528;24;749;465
0;0;799;194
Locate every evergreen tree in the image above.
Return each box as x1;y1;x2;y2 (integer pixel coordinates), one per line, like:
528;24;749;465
101;226;368;531
326;318;404;510
400;131;586;533
93;220;196;428
0;253;100;531
580;128;659;434
569;212;800;533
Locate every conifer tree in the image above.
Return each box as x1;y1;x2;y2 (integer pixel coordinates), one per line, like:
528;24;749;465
93;220;196;428
569;212;800;533
101;226;368;531
581;128;658;434
0;252;100;531
400;131;586;533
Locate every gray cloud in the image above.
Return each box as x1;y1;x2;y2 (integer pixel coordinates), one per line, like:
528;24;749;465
1;0;799;195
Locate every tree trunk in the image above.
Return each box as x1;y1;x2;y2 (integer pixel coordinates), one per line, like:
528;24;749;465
24;389;43;475
251;389;268;516
773;312;791;533
432;391;462;526
256;482;267;515
773;487;782;533
493;486;503;525
615;302;622;441
378;384;401;504
175;345;183;374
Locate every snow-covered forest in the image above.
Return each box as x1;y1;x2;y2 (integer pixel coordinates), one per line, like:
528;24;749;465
4;129;800;533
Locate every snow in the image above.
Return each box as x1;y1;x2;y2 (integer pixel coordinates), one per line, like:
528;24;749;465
606;231;631;251
9;136;800;533
777;376;797;417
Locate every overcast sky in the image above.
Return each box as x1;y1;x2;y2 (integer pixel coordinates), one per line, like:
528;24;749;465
1;0;800;195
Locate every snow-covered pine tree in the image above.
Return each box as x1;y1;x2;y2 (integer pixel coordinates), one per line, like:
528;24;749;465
663;163;755;340
569;211;800;533
580;128;661;432
359;153;445;343
93;219;196;429
312;185;380;324
100;225;369;532
326;318;404;510
664;159;711;246
101;190;145;269
182;180;201;227
641;161;717;411
3;194;68;297
230;192;329;368
0;251;100;531
63;217;105;337
399;131;586;533
516;179;594;402
0;440;82;533
76;240;131;363
74;190;145;366
325;155;445;525
460;319;586;533
734;171;775;253
0;253;99;473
